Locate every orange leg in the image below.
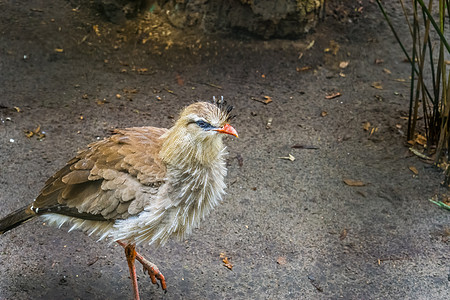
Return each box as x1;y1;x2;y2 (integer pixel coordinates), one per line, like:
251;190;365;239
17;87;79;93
123;243;140;300
117;241;167;293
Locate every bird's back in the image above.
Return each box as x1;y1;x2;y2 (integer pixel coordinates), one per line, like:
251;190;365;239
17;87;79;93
32;126;168;222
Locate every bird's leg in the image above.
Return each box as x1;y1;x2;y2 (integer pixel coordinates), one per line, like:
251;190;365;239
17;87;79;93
117;240;167;291
123;243;140;300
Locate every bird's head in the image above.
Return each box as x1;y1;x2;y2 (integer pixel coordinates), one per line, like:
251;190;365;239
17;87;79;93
177;102;238;140
161;101;238;166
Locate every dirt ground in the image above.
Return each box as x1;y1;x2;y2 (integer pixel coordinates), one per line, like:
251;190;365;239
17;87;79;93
0;0;449;299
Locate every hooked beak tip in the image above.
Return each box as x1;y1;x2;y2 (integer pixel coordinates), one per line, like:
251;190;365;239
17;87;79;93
214;123;238;138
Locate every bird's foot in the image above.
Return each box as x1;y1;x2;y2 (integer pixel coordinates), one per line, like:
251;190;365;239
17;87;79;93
135;253;167;291
117;240;167;291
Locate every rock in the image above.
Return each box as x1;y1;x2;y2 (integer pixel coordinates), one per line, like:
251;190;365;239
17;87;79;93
100;0;324;38
180;0;323;38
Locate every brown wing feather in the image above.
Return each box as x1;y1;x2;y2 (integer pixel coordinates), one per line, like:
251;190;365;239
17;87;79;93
33;127;168;221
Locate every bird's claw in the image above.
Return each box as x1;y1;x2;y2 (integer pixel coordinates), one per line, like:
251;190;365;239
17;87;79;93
143;266;157;285
144;265;167;290
137;256;167;290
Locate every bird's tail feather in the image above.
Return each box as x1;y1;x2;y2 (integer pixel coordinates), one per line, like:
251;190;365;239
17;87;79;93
0;205;35;234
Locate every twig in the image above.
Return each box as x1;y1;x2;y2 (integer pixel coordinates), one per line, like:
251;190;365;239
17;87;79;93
429;199;450;210
291;144;319;150
377;256;410;265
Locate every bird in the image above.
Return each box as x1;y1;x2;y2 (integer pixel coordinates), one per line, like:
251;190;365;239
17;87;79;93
0;100;238;300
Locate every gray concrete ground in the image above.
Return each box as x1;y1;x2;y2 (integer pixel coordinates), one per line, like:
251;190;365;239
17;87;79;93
0;1;449;299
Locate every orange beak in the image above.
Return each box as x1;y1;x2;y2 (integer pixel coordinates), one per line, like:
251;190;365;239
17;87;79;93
214;123;238;138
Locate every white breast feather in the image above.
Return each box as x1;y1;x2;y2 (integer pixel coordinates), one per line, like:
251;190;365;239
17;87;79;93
112;148;228;246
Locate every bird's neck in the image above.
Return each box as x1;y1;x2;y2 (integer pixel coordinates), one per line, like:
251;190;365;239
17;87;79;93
159;127;225;168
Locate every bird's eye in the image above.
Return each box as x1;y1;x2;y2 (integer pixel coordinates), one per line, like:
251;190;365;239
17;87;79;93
195;120;213;130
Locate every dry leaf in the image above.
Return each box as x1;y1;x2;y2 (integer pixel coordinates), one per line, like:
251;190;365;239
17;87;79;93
279;154;295;161
54;48;64;53
371;82;383;89
14;106;21;112
277;256;287;265
343;179;365;186
123;88;138;94
165;40;173;50
331;41;340;55
375;59;384;64
415;134;427;146
306;40;315;50
383;68;392;74
252;96;272;104
296;66;312;72
137;68;148;74
25;125;45;140
222;257;233;270
220;253;233;270
263;96;273;104
394;78;406;82
325;92;341;99
409;166;419;175
321;111;328;117
324;40;340;55
93;25;100;36
339;228;348;240
24;130;34;138
96;98;109;105
339;61;349;69
374;95;383;101
363;122;371;131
